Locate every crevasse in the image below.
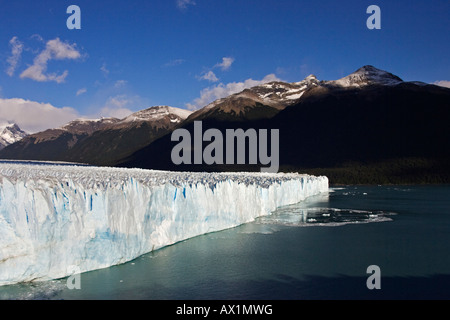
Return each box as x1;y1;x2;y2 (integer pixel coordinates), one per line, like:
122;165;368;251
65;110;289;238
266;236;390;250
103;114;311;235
0;162;328;286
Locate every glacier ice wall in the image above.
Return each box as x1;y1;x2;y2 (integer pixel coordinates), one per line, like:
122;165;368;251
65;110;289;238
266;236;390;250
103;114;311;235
0;162;328;286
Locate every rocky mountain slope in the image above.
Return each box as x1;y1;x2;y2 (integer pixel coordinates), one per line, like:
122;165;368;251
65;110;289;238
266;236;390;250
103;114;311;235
118;66;450;184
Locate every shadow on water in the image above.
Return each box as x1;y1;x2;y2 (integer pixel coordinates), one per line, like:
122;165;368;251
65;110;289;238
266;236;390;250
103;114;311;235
110;273;450;300
2;273;449;300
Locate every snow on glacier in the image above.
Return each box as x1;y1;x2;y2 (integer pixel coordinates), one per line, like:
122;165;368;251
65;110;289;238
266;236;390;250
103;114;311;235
0;161;328;286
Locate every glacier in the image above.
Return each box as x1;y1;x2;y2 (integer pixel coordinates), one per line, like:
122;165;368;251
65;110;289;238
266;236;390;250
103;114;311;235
0;161;328;286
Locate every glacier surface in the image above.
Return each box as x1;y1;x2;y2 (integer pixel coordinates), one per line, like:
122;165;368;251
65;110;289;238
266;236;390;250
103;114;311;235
0;161;328;286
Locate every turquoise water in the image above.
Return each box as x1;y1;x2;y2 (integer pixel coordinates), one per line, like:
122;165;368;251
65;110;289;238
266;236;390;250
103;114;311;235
1;185;450;300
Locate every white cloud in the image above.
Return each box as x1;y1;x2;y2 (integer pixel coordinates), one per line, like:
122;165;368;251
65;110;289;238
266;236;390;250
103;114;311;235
30;34;44;43
6;36;24;77
20;38;81;83
215;57;234;71
114;80;127;88
176;0;196;10
196;57;235;83
105;95;130;108
163;59;185;67
0;93;137;133
100;63;109;77
99;106;134;119
186;73;281;110
76;88;87;96
0;98;79;133
433;80;450;88
99;94;135;119
199;71;219;82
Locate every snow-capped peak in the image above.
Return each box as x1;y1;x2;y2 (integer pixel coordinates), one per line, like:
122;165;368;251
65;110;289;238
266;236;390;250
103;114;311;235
330;65;403;87
121;106;192;123
253;76;319;103
294;74;318;85
61;117;118;127
0;123;28;149
58;117;120;134
196;75;321;117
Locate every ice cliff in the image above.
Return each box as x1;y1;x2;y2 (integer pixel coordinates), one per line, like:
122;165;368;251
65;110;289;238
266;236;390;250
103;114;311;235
0;161;328;286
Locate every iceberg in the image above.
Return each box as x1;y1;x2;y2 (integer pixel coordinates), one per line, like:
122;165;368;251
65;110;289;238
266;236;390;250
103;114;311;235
0;161;328;286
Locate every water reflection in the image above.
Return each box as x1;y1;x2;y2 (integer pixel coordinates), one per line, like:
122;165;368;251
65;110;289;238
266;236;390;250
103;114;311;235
257;191;395;227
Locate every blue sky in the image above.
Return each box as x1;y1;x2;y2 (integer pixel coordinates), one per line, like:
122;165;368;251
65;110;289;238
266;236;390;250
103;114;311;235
0;0;449;132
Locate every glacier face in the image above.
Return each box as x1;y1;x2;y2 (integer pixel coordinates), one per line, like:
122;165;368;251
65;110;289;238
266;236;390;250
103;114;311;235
0;161;328;286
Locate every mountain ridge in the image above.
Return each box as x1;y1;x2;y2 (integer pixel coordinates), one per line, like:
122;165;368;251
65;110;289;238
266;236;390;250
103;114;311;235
116;66;450;184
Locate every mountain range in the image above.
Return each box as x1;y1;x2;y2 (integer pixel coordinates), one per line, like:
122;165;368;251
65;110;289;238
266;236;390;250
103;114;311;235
1;65;449;184
0;106;191;166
